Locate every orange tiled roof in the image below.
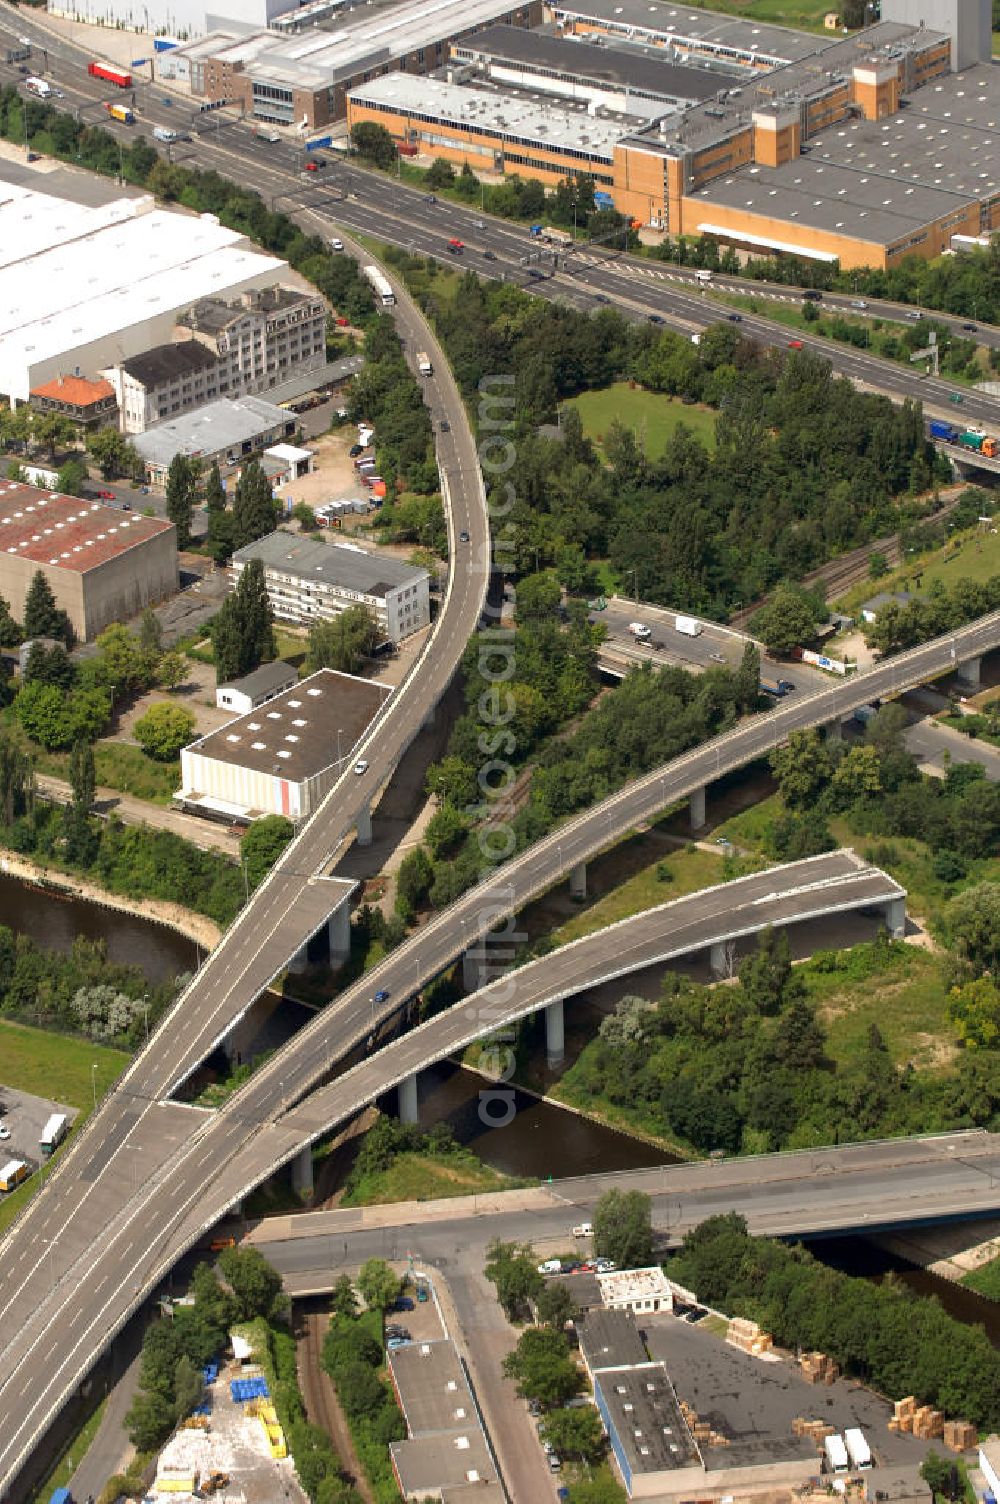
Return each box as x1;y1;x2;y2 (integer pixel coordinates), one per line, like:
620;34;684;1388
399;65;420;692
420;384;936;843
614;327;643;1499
30;374;116;406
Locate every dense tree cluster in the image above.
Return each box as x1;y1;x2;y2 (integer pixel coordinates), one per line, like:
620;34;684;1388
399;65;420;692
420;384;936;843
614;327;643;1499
863;573;1000;656
341;1113;464;1201
346;313;438;496
211;557;276;685
568;919;1000;1158
670;1215;1000;1430
321;1285;406;1503
305;604;382;675
0;924;180;1044
410;271;941;613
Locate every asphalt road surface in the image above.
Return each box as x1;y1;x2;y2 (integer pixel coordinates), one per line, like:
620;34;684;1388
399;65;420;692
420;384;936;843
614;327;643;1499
4;9;1000;430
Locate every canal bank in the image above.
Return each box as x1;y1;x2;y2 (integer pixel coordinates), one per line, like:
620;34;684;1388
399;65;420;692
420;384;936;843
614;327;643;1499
0;851;220;962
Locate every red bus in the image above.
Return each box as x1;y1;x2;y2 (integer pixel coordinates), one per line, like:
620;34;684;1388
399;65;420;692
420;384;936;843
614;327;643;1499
88;60;131;88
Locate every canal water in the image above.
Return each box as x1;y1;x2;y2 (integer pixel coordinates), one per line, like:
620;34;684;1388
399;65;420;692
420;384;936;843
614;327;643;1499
6;874;999;1340
0;872;201;986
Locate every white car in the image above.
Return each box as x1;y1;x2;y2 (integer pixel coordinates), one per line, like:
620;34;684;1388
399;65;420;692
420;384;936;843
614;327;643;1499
572;1223;593;1238
330;237;344;251
594;1258;616;1273
537;1258;562;1276
0;1126;10;1141
354;759;369;776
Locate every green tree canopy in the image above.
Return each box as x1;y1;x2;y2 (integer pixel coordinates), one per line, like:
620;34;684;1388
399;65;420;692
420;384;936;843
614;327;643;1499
22;569;69;643
356;1257;401;1313
305;605;381;676
484;1238;544;1320
349;122;396;169
217;1245;286;1322
165;452;200;550
502;1325;581;1406
749;585;822;656
240;814;294;890
134;702;195;761
593;1189;653;1269
232;460;279;550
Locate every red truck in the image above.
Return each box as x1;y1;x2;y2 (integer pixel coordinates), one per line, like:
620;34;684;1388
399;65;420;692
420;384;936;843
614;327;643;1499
88;60;131;88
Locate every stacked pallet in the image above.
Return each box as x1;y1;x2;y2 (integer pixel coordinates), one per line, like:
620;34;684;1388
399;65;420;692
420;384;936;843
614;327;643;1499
792;1416;835;1451
913;1405;945;1440
889;1395;916;1433
798;1351;840;1385
726;1316;773;1355
943;1419;977;1452
679;1398;730;1449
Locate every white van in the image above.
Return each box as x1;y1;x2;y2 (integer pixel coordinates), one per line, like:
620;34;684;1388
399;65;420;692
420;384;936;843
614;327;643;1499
153;126;178;143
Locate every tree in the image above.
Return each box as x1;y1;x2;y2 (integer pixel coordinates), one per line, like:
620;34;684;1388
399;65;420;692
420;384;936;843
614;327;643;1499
535;1281;578;1331
87;427;140;481
293;499;319;531
920;1451;962;1499
593;1189;653;1269
212;558;276;684
32;412;76;460
515;571;562;623
0;594;20;648
945;883;1000;979
749;585;820;656
484;1239;543;1320
204;462;235;564
68;737;95;812
156;651;187;691
139;606;163;662
22;641;74;689
395;844;434;920
232;459;278;550
134;702;195;761
165;453;199;549
55;456;88;496
948;976;1000;1050
125;1387;174;1450
305;605;380;675
336;1360;386;1421
426;157;456;189
830;743;882;805
22;569;65;641
173;1354;204;1423
425;801;469;859
357;1257;400;1313
240;815;294;890
734;641;760;711
217;1245;285;1322
330;1274;359;1320
350;122;396;169
770;729;833;811
502;1325;581;1406
540;1406;605;1463
93;622;150;695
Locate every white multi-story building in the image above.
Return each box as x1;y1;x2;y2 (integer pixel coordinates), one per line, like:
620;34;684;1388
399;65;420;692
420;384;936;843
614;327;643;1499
232;531;431;644
180;287;327;398
102;286;326;434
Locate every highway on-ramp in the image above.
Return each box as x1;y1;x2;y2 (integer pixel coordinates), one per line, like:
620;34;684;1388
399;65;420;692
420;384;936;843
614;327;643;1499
0;240;490;1495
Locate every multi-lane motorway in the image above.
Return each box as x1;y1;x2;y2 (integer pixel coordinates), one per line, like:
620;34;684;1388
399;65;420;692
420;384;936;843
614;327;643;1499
1;12;1000;1493
5;5;1000;431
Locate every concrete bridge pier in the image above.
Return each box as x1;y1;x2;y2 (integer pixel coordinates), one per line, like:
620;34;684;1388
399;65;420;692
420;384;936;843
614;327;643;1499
709;941;728;978
463;946;489;993
884;895;906;938
689;785;706;830
569;861;587;900
328;899;351;963
398;1072;419;1125
545;999;565;1067
287;944;309;975
957;654;981;690
291;1145;313;1199
825;717;844;742
356;800;373;847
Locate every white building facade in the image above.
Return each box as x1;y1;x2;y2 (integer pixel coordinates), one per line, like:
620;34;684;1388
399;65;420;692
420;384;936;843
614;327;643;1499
232;531;431;643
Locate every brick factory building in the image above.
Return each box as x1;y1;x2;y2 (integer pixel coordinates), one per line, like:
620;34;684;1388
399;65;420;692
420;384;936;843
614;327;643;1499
0;483;178;642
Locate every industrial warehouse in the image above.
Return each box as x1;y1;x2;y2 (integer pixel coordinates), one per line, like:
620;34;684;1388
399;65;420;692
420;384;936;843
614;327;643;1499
0;184;287;405
177;667;392;822
340;0;1000;269
0;483;177;642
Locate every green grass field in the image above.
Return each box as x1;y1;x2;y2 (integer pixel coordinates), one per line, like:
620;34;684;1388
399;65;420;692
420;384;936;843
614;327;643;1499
553;841;728;946
342;1149;526;1206
0;1022;129;1235
568;383;717;458
961;1255;1000;1301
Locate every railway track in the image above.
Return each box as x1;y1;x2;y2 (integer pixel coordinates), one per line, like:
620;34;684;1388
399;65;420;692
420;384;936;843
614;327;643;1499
729;484;971;628
297;1308;375;1503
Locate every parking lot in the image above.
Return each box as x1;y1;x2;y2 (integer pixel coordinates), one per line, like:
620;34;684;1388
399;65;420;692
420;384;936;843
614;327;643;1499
0;1087;77;1185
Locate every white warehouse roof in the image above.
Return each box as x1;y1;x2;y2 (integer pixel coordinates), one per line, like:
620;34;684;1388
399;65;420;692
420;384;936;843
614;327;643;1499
0;183;285;403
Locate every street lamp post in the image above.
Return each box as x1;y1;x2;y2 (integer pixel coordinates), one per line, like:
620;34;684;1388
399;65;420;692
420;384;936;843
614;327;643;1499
142;995;149;1048
91;1062;98;1112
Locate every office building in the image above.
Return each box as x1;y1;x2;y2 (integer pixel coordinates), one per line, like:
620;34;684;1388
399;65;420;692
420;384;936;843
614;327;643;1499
0;482;177;642
29;374;118;432
178;666;391;821
232;530;430;642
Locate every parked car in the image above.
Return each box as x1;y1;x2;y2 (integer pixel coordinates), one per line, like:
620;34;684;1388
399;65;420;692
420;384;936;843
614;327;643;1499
788;339;803;349
548;1455;562;1473
0;1126;10;1141
393;1295;414;1311
386;1337;410;1352
728;313;742;322
329;237;344;251
97;489;116;500
349;443;364;457
537;1259;561;1275
962;322;978;332
594;1258;616;1272
572;1223;593;1237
